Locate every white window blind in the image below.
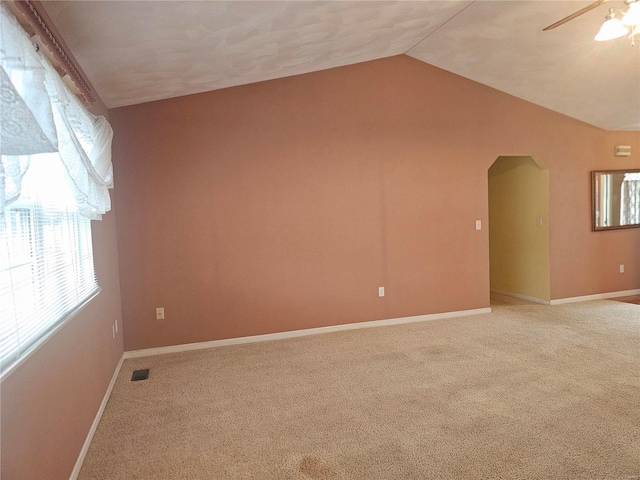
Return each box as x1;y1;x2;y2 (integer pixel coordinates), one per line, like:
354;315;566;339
1;154;99;374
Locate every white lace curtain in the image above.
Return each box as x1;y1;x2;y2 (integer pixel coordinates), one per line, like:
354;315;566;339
0;4;113;219
621;173;640;225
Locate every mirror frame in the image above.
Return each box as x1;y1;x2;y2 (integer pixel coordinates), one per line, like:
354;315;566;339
592;169;640;232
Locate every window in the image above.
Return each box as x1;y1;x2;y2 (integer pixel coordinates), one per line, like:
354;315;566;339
0;4;113;377
1;154;99;373
621;172;640;225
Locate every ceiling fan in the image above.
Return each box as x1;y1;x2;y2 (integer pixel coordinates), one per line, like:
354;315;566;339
543;0;640;44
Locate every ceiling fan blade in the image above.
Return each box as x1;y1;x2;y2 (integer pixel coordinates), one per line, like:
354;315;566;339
543;0;608;31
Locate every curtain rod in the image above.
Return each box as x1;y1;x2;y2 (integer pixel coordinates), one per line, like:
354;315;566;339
7;0;96;106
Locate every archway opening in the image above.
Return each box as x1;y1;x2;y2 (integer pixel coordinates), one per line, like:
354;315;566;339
488;155;550;304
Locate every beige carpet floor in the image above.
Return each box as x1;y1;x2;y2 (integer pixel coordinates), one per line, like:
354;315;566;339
79;298;640;479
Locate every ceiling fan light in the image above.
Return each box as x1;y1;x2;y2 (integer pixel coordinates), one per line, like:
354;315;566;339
595;16;629;41
622;1;640;26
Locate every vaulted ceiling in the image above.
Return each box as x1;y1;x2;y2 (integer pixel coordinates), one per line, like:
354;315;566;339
43;1;640;130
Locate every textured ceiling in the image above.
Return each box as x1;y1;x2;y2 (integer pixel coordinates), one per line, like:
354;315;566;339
43;1;640;131
407;1;640;131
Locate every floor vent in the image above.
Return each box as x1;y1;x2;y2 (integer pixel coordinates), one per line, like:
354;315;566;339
131;369;150;381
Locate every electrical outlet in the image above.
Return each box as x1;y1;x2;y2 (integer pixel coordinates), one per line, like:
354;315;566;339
536;216;543;226
156;307;165;320
378;286;385;297
475;220;482;230
619;264;625;273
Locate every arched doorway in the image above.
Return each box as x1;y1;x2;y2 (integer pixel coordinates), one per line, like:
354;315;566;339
488;156;550;304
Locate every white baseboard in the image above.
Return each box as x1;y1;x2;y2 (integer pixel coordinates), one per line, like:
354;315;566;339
550;289;640;305
70;354;124;480
124;307;492;360
491;289;550;305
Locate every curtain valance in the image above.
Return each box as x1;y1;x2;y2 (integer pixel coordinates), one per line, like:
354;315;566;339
0;4;113;219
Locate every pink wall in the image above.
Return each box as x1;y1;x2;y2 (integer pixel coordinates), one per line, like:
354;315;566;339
1;97;124;478
551;129;640;298
110;55;640;352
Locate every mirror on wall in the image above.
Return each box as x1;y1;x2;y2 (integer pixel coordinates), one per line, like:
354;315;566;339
592;169;640;231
